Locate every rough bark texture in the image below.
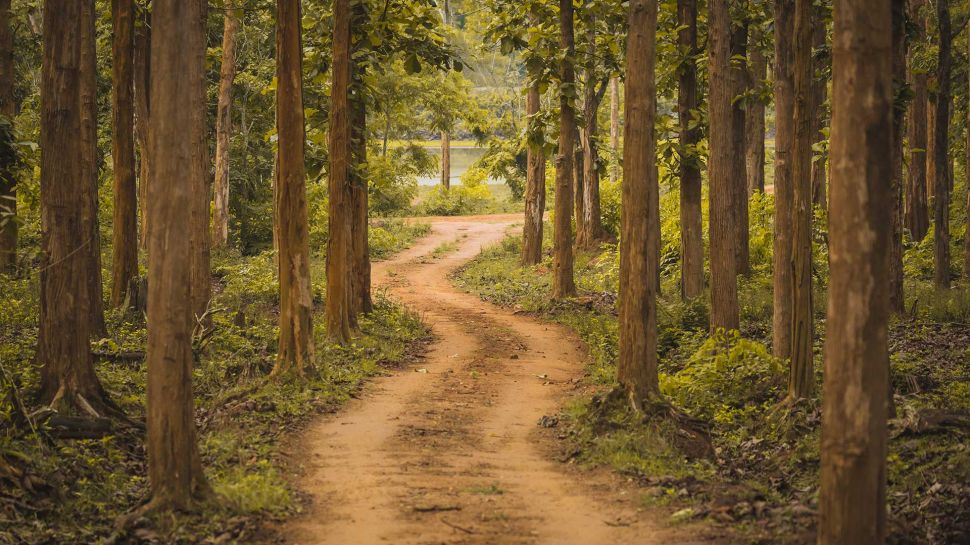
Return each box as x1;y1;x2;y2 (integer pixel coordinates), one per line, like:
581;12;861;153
0;0;15;272
609;77;620;183
37;0;114;415
350;21;372;317
552;0;577;299
145;0;211;509
731;22;750;277
521;84;546;266
933;0;951;289
905;0;929;241
212;8;240;249
745;27;766;196
889;0;906;314
577;72;606;249
618;0;661;405
80;0;106;338
326;0;355;340
787;0;815;400
440;131;450;189
110;0;138;308
276;0;315;369
134;6;152;253
810;16;828;210
818;0;891;539
572;128;584;238
678;0;704;300
773;0;795;359
927;96;935;201
707;0;739;331
188;1;210;322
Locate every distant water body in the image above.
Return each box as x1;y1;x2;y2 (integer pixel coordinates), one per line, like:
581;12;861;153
417;146;488;186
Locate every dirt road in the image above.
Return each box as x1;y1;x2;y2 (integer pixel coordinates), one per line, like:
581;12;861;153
279;216;715;545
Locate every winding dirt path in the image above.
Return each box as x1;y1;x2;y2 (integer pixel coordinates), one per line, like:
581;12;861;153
277;215;717;545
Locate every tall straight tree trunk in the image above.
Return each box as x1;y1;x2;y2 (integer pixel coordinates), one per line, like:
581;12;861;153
573;127;584;236
144;0;211;510
609;77;620;183
275;0;315;369
110;0;138;308
552;0;577;299
819;0;891;539
927;96;936;200
707;0;739;330
521;83;546;265
80;0;106;338
618;0;661;407
440;131;450;189
212;8;240;249
933;0;951;289
189;2;210;320
578;77;606;248
788;0;815;400
731;22;750;276
810;16;827;210
678;0;704;300
350;12;371;317
906;0;929;242
134;6;152;253
745;27;766;196
773;0;795;359
888;0;906;314
0;0;15;273
326;0;355;341
37;0;115;416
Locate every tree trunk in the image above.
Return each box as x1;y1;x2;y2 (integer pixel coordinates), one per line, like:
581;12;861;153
818;0;891;539
440;131;450;189
577;75;605;248
521;83;546;266
933;0;951;289
37;0;115;416
888;0;906;314
905;0;929;242
678;0;704;300
189;2;210;321
731;22;750;277
552;0;577;299
350;13;371;317
745;26;766;196
773;0;795;359
134;6;152;253
110;0;138;308
573;128;584;237
326;0;355;341
0;0;15;273
80;0;106;338
788;0;815;400
275;0;316;369
927;95;935;201
707;0;739;330
144;0;211;510
212;8;240;249
810;16;827;210
618;0;661;406
609;77;620;183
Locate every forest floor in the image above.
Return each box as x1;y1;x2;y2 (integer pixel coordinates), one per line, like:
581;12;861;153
262;215;722;545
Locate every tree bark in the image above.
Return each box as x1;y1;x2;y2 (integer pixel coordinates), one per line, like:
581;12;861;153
552;0;577;299
145;0;211;509
788;0;815;400
350;13;371;317
110;0;138;308
440;131;451;189
933;0;951;289
37;0;115;416
745;26;766;196
889;0;906;314
275;0;316;369
927;96;935;201
609;77;620;183
326;0;355;341
905;0;929;242
521;83;546;266
810;16;827;210
773;0;795;359
678;0;704;300
707;0;739;330
134;5;152;253
80;0;106;338
573;127;584;238
189;2;210;321
577;73;606;248
0;0;15;273
212;8;240;249
618;0;661;406
818;0;891;539
731;22;750;276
